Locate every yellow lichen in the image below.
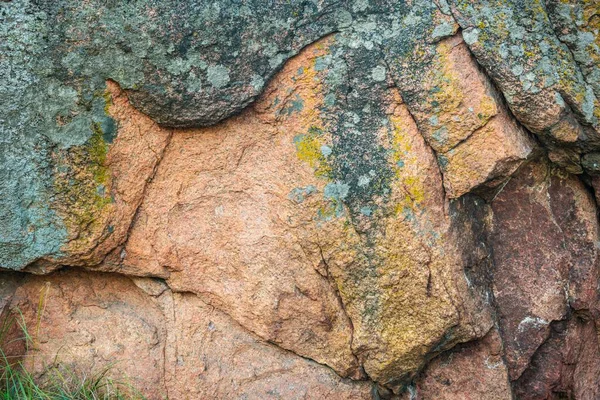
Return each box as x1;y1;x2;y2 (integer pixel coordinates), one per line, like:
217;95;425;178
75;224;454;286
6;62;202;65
431;41;463;114
389;116;426;214
478;94;498;120
294;126;332;179
422;39;499;153
270;39;335;182
89;122;110;184
103;90;113;115
52;122;114;252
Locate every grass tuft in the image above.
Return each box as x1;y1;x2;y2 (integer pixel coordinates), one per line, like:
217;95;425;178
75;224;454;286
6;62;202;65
0;286;146;400
0;360;143;400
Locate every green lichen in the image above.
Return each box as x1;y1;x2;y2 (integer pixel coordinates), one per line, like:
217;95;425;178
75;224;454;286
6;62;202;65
52;122;113;250
102;90;113;115
88;122;110;185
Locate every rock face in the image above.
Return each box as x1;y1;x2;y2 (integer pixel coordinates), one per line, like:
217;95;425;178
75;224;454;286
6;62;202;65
405;329;512;400
1;0;600;399
5;271;372;399
490;158;600;397
118;37;496;389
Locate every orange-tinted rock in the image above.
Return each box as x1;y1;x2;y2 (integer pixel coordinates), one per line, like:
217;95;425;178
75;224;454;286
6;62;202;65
121;39;360;378
450;0;600;173
35;82;172;271
439;110;535;198
4;271;372;400
8;271;167;398
324;99;494;388
158;290;372;400
390;34;535;198
4;2;600;399
120;38;494;388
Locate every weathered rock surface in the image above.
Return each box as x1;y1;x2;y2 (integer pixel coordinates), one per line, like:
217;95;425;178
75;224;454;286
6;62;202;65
41;81;172;270
4;271;372;399
491;159;600;381
117;36;496;390
450;0;600;172
2;0;600;399
514;316;600;400
8;271;166;397
1;0;538;272
120;39;361;378
160;290;372;400
405;329;512;400
387;30;535;198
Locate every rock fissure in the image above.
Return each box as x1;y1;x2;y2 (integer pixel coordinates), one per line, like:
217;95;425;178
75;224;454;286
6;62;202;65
3;1;600;398
316;243;365;379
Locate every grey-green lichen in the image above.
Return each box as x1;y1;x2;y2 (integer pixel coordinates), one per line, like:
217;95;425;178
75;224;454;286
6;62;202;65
2;0;600;277
449;0;600;155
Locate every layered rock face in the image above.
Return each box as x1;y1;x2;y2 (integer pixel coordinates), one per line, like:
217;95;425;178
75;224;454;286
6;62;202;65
1;0;600;399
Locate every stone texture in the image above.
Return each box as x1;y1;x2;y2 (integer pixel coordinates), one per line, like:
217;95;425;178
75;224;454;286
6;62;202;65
2;1;600;399
7;271;167;398
0;273;20;317
449;0;600;172
120;36;494;390
2;0;346;269
405;329;512;400
120;38;361;379
2;0;541;271
490;158;600;383
546;0;600;103
38;81;171;270
514;316;600;400
388;33;534;198
1;69;171;271
159;290;372;400
3;271;372;400
0;273;23;363
582;152;600;175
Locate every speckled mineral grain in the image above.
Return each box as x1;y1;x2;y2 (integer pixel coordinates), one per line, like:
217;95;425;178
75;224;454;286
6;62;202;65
1;0;600;399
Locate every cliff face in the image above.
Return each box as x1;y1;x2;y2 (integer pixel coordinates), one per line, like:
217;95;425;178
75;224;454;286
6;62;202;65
1;0;600;398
